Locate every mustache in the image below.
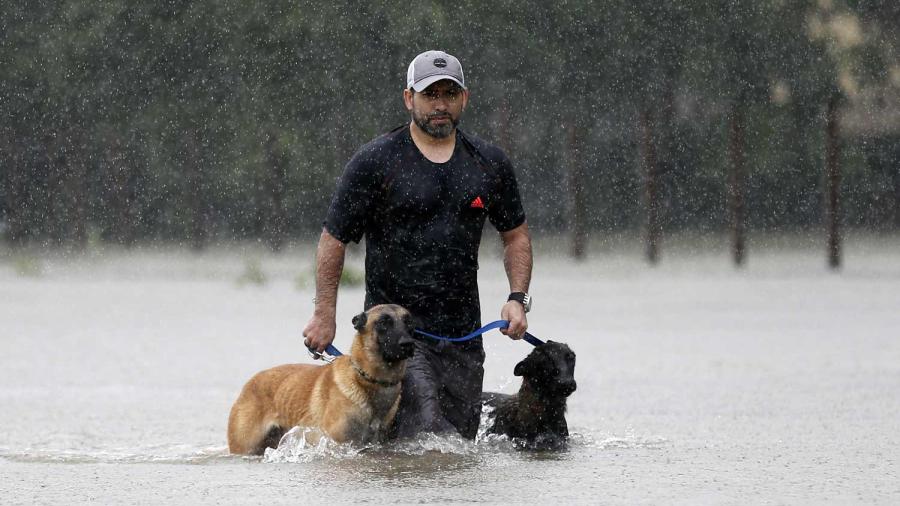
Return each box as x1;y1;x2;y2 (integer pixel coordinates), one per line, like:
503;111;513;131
427;112;452;120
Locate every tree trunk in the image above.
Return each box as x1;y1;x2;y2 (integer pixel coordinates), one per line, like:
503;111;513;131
728;104;746;267
46;138;64;246
62;131;88;250
264;130;287;252
65;154;88;250
567;119;587;260
184;131;208;251
825;95;841;270
893;164;900;230
1;128;28;246
640;108;660;265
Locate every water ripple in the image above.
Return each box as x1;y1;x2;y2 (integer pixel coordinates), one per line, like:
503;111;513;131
0;444;229;464
0;426;667;465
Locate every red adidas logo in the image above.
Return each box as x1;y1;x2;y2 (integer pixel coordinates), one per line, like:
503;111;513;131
470;196;484;209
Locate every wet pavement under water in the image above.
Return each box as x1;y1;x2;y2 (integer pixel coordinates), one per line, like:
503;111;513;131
1;241;898;504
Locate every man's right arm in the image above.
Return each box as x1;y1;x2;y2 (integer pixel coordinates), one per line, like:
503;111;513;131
302;228;346;353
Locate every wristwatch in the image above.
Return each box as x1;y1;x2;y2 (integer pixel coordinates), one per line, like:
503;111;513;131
507;292;532;313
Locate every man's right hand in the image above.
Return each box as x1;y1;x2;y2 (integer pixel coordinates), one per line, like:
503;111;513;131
302;312;336;353
303;228;346;354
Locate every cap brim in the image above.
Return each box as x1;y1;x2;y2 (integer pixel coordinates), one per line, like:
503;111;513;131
411;75;466;92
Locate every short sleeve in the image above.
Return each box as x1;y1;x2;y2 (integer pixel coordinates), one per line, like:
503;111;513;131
487;154;526;232
323;151;383;244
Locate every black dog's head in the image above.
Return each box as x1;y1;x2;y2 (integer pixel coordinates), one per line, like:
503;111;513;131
352;304;416;364
513;340;577;397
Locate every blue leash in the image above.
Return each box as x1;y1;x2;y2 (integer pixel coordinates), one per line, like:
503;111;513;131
413;320;545;347
307;319;544;359
320;343;344;357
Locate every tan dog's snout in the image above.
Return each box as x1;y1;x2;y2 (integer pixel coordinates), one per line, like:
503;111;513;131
354;306;417;363
381;331;415;363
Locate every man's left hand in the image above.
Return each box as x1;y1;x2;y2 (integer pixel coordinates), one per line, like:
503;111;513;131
500;300;528;340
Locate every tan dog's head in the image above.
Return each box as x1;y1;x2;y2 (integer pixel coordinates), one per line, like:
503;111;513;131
351;304;416;364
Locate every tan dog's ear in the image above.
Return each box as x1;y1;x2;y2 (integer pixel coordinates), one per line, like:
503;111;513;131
352;311;368;332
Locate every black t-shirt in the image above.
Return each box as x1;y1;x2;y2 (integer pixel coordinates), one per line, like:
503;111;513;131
324;125;526;337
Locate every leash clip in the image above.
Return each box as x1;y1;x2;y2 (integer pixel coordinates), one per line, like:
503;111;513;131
308;348;338;364
307;343;343;363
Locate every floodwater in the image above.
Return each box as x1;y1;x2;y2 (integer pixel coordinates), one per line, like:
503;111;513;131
1;235;899;504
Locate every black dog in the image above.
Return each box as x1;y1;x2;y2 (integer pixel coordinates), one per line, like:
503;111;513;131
481;341;576;449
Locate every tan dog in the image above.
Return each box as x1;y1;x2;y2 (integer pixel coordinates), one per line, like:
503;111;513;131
227;304;416;455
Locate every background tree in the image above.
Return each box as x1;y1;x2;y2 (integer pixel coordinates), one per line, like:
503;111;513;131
1;0;897;256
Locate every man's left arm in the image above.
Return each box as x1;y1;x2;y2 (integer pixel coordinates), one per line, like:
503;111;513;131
499;222;532;339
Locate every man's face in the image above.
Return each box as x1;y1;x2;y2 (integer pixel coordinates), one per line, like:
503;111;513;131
405;80;468;139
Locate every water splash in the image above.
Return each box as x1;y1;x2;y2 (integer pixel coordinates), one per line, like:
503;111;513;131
261;404;647;464
262;426;488;464
388;431;481;455
263;427;369;463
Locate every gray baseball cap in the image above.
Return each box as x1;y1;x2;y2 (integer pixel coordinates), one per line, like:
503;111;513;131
406;50;466;92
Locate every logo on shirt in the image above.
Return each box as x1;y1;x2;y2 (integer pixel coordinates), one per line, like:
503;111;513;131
470;196;484;209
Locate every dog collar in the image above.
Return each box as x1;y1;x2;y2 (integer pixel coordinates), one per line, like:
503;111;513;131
350;361;401;387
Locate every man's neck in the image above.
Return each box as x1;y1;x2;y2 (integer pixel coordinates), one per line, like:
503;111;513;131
409;121;456;163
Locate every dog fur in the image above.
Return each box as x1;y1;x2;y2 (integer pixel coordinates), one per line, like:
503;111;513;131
481;341;576;449
227;304;416;455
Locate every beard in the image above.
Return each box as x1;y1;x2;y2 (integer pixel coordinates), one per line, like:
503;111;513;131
412;110;459;139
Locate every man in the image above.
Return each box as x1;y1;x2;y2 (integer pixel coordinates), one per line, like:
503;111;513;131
303;50;533;439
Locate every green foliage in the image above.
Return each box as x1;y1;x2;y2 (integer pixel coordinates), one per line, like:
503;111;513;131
236;257;267;286
340;266;365;287
10;255;43;278
1;0;897;247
